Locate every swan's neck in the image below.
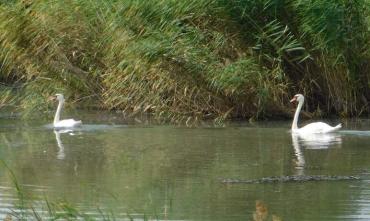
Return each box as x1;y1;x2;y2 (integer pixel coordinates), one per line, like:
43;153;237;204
54;99;64;124
292;99;304;130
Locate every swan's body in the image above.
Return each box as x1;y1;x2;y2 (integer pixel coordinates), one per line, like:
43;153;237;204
52;94;82;129
294;122;341;134
54;119;82;128
290;94;341;134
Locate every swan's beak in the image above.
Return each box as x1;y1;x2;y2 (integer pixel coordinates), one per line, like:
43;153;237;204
47;95;56;101
290;97;297;103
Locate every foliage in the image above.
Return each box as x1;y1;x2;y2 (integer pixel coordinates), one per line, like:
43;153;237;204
0;0;369;122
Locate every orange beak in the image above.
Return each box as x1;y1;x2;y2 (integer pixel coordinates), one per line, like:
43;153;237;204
290;97;297;103
47;95;56;101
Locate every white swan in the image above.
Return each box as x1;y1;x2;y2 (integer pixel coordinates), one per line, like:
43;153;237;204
290;94;341;134
50;94;82;128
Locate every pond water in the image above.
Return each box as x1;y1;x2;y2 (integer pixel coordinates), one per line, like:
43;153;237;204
0;112;370;220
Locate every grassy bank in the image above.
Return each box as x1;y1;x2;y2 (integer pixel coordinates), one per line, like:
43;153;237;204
0;0;369;122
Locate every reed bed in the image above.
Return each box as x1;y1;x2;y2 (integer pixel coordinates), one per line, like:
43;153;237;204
0;0;369;122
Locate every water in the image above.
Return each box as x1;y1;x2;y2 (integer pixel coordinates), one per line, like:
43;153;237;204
0;113;370;220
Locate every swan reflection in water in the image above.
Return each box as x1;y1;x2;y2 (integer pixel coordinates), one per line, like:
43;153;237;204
53;129;77;160
54;130;67;160
291;132;342;174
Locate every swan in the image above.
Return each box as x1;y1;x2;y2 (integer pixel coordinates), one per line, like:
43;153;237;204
50;93;82;128
290;94;341;134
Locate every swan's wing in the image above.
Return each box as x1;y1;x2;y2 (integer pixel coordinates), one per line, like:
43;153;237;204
54;119;82;128
300;122;339;133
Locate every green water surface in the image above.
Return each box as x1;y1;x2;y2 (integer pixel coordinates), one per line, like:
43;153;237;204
0;113;369;220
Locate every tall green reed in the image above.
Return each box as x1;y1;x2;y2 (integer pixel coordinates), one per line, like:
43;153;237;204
0;0;369;122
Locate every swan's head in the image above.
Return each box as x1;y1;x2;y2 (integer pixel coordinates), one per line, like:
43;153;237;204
55;93;64;101
290;94;304;103
48;93;65;102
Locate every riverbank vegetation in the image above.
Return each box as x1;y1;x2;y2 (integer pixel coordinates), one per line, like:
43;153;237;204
0;0;369;122
1;162;124;220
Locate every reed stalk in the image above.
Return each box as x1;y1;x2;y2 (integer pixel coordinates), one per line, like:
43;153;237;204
0;0;369;122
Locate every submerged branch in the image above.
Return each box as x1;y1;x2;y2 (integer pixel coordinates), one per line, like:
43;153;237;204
221;175;361;184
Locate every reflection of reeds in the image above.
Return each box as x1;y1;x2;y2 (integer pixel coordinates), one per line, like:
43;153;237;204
0;160;118;220
0;0;369;122
253;200;283;221
253;200;268;221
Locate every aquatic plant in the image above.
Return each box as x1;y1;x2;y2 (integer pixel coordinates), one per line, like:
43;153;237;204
0;160;119;220
0;0;369;122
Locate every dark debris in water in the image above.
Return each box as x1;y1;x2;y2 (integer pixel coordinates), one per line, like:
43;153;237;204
221;175;361;184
